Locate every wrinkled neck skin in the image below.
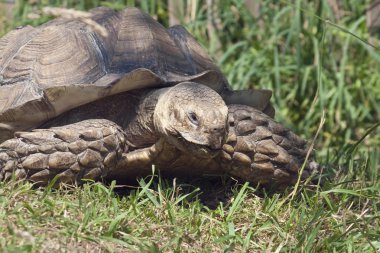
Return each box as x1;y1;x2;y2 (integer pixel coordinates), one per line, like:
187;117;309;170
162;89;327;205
123;88;170;149
152;87;189;152
126;87;186;148
153;90;173;137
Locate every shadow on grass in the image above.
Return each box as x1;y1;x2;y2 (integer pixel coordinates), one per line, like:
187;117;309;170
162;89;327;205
107;174;319;209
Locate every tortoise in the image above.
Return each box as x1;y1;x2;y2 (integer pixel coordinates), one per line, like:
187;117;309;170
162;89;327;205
0;7;315;187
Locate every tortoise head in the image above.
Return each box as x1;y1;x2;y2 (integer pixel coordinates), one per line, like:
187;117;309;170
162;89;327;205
154;82;228;158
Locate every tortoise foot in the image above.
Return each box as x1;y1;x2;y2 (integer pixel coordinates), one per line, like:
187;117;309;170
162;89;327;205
0;119;128;186
221;105;318;187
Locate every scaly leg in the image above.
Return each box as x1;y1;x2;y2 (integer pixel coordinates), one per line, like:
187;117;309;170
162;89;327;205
220;104;317;186
0;108;317;188
0;119;128;185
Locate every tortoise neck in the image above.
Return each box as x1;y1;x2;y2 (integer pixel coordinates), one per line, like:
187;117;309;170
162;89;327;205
124;88;170;148
152;87;177;138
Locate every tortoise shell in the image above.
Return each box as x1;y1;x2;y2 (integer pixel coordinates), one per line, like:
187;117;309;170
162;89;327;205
0;7;271;143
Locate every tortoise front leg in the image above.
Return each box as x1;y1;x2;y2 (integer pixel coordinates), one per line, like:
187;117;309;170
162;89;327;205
220;105;317;186
0;119;128;185
107;138;165;178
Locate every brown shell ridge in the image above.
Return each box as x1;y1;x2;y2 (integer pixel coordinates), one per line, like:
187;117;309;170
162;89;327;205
87;33;108;75
167;25;229;92
0;84;54;142
37;26;107;87
167;26;221;75
0;26;40;80
105;68;227;94
107;8;168;76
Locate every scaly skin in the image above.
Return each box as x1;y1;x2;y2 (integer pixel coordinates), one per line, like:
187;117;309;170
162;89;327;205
221;105;313;186
0;119;127;185
110;105;315;187
0;105;315;186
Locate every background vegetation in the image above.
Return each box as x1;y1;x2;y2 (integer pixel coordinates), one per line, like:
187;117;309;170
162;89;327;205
0;0;379;252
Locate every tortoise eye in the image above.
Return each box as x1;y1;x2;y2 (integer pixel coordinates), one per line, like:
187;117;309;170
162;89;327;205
188;112;199;126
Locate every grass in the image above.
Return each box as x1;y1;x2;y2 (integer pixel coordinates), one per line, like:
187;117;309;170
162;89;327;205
0;163;379;252
0;0;379;252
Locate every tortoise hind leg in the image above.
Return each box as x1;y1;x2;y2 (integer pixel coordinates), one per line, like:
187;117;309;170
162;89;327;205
0;119;128;185
220;104;317;187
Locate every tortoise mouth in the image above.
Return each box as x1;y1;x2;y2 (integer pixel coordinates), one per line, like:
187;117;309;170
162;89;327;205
187;143;221;159
174;133;222;159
